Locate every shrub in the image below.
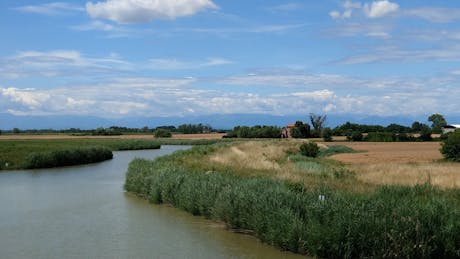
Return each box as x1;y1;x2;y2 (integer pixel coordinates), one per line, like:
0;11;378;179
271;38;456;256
322;128;333;142
299;142;319;157
365;132;395;142
154;129;172;138
441;131;460;162
347;131;363;141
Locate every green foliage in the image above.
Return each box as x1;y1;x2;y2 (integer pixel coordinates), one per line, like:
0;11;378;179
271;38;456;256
309;114;327;138
428;113;447;134
300;142;319;158
177;123;212;134
290;121;310;138
91;127;122;136
226;125;281;138
441;131;460;161
125;147;460;258
333;122;385;136
322;127;333;142
347;131;363;141
154;129;172;138
22;146;113;169
318;145;356;157
419;125;433;141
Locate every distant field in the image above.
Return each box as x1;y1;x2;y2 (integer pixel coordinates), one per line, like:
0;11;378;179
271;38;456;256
326;141;460;189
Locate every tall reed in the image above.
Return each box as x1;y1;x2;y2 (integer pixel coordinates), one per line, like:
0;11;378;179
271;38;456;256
125;145;460;258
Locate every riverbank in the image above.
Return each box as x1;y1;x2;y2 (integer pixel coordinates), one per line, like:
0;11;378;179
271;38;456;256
0;138;233;170
125;140;460;258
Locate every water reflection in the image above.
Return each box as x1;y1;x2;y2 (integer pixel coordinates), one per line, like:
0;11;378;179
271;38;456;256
0;146;305;259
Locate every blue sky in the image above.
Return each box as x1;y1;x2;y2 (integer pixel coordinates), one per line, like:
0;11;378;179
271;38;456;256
1;0;459;120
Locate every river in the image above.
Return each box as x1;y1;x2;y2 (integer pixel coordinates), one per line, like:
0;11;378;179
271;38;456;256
0;146;305;259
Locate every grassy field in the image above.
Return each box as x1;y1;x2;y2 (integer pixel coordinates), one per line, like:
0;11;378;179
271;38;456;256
125;140;460;258
326;141;460;189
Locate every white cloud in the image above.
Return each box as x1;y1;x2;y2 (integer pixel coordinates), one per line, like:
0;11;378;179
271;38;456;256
0;50;132;79
2;71;460;117
330;0;398;20
363;0;399;18
86;0;218;24
14;2;84;15
339;45;460;64
149;57;232;70
405;8;460;23
71;21;116;31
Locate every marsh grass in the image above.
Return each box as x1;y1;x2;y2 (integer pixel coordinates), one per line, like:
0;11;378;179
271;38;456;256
22;146;113;169
0;138;231;170
125;143;460;258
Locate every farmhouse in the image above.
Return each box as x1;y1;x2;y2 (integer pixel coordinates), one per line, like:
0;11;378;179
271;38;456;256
281;123;295;138
442;125;460;134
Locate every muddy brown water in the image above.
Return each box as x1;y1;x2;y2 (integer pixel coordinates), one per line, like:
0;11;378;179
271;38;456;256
0;146;305;259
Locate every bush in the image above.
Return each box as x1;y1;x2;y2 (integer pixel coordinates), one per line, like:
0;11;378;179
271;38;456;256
441;131;460;162
322;128;333;142
299;142;319;158
347;131;363;141
365;132;395;142
154;129;172;138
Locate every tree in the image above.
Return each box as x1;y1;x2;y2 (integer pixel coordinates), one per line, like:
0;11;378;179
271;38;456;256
154;129;172;138
290;121;310;138
428;114;447;134
411;121;424;133
440;130;460;161
309;113;327;138
419;124;432;141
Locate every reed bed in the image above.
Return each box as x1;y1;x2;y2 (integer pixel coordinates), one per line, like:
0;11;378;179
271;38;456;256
125;143;460;258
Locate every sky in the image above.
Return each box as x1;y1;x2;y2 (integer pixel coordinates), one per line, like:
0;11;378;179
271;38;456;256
1;0;459;122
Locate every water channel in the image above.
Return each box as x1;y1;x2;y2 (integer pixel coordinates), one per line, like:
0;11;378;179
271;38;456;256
0;146;305;258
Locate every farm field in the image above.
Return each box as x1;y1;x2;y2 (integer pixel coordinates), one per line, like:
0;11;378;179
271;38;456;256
327;141;460;188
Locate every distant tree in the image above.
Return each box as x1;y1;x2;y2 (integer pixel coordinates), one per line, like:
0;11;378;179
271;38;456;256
411;121;424;133
428;114;447;134
385;124;411;133
12;128;20;134
309;114;327;138
419;124;433;141
154;129;172;138
290;121;310;138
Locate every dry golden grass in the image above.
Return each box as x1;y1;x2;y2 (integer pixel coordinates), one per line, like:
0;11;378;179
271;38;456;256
207;140;347;189
324;141;460;189
209;140;291;171
354;162;460;189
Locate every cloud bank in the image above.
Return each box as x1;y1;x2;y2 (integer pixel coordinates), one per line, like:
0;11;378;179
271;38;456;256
86;0;218;23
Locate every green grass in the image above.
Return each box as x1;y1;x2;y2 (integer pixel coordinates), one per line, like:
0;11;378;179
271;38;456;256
125;143;460;258
0;138;233;170
22;146;113;169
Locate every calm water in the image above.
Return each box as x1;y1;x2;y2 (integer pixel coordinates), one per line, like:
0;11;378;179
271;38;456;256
0;146;305;259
